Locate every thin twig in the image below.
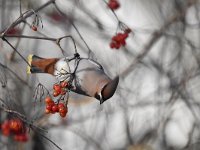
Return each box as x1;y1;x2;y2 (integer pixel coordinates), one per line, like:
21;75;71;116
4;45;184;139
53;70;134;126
1;34;56;41
19;0;22;16
2;37;31;66
34;129;63;150
1;34;78;55
10;23;26;61
57;35;78;54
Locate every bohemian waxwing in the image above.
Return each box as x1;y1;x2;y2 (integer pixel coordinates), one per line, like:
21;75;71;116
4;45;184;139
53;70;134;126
27;54;119;104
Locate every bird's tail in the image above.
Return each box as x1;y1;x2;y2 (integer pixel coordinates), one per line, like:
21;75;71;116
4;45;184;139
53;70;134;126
27;54;58;75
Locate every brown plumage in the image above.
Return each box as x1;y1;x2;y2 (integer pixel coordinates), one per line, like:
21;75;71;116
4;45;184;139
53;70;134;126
31;58;58;74
27;55;58;74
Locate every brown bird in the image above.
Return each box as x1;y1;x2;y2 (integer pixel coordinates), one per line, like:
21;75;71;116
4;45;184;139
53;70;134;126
27;54;119;104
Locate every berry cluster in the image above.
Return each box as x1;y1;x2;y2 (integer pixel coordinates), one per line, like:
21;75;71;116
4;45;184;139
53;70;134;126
45;96;68;118
110;29;131;49
0;119;28;142
108;0;120;10
53;81;68;97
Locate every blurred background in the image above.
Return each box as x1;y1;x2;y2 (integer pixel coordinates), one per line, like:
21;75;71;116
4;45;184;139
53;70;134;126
1;0;200;150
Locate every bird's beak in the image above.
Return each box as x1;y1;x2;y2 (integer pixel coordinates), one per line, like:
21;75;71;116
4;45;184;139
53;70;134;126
100;76;119;104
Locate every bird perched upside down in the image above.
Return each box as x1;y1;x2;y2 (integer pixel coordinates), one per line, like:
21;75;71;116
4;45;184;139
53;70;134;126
27;54;119;104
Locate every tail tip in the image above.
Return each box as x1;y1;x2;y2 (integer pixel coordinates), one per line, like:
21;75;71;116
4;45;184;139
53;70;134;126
27;54;33;74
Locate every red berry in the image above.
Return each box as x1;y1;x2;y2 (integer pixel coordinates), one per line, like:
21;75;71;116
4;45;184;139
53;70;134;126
110;42;116;49
58;103;65;109
61;89;66;95
2;128;10;136
52;104;59;112
110;31;129;49
53;84;61;91
59;112;67;118
9;119;23;133
1;120;11;136
1;120;10;130
113;33;123;43
46;104;53;111
122;33;128;39
31;25;37;31
59;107;68;114
53;91;60;97
117;33;123;37
45;96;53;104
45;109;51;114
108;0;120;10
60;81;68;88
112;35;119;42
53;84;61;95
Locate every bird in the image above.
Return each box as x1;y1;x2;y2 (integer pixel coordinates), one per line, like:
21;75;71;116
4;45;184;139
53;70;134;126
27;53;119;104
